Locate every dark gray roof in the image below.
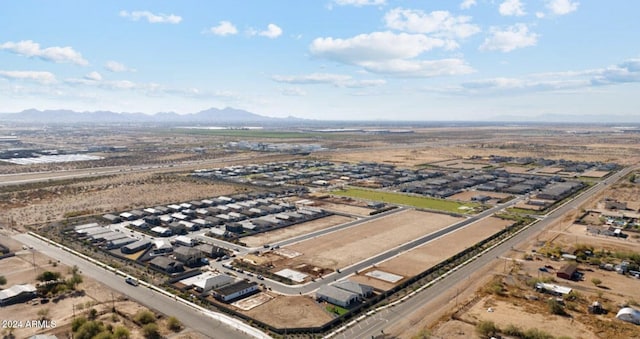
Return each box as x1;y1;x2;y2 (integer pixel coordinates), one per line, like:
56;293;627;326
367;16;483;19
214;280;257;296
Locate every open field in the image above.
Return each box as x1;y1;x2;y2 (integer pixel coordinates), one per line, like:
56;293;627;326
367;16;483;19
285;209;462;270
0;172;238;229
430;159;489;170
332;187;481;214
243;294;331;328
376;217;513;278
241;214;354;247
502;165;533;174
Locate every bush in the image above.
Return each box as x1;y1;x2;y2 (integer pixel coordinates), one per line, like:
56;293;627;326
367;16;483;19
113;326;130;339
548;298;567;316
167;316;182;332
476;320;500;338
0;275;6;285
134;310;156;325
74;320;104;339
142;323;161;339
591;278;602;287
71;317;87;332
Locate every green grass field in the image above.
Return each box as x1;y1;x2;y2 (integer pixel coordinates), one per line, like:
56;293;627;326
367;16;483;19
333;188;481;214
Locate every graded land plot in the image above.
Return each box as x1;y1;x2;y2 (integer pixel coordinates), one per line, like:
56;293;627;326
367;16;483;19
325;149;453;167
332;188;480;214
502;166;533;174
242;295;332;328
232;292;273;311
285;210;463;270
241;214;354;247
448;190;512;203
311;199;374;217
430;159;489;170
376;217;513;278
538;166;564;174
582;170;610;178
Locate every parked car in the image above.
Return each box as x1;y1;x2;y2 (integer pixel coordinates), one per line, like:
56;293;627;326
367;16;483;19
125;277;139;286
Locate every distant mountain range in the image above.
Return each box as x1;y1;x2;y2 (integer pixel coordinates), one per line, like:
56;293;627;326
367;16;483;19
2;108;639;125
0;107;298;124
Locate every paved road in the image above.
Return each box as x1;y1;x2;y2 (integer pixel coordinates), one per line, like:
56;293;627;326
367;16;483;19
345;166;634;338
13;234;257;339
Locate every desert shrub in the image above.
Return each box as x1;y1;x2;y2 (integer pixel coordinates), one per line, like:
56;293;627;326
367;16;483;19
167;316;182;332
134;310;156;325
113;326;130;339
476;320;500;338
548;298;567;316
142;323;161;339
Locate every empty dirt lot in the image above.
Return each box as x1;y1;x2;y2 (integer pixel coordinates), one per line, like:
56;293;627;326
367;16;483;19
285;209;463;270
243;294;331;328
241;215;354;247
377;217;513;278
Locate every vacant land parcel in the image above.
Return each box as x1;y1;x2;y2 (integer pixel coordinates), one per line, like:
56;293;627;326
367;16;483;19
241;214;354;247
377;217;513;278
285;209;462;270
333;188;480;214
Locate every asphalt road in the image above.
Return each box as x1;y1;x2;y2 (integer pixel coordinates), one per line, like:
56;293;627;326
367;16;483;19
13;233;258;339
344;166;634;339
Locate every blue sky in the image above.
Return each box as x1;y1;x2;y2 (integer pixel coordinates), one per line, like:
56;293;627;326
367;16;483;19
1;0;639;120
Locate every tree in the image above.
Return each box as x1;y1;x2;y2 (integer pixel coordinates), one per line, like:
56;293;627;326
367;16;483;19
591;278;602;287
87;308;98;320
142;323;161;339
36;271;61;282
167;316;182;332
0;275;6;286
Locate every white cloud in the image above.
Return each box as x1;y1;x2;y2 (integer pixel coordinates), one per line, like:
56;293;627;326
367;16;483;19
384;8;480;39
105;61;135;73
480;24;539;52
536;12;546;18
119;10;182;24
84;71;102;81
259;24;283;39
209;21;238;36
310;31;474;77
311;31;446;64
546;0;579;15
499;0;526;16
460;0;477;10
0;40;88;66
452;58;640;95
0;70;56;84
333;0;386;7
281;87;307;96
272;73;386;88
357;59;474;77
